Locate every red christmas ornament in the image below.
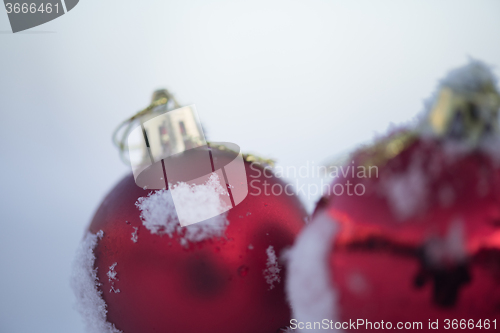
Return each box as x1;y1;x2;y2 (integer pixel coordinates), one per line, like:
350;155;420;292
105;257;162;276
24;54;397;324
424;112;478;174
287;61;500;332
72;144;307;333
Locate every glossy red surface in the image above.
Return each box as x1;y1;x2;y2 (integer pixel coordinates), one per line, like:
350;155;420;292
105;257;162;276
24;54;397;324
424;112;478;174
323;137;500;332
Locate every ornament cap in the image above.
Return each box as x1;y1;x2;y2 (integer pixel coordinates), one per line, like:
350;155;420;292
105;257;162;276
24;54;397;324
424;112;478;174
425;60;500;144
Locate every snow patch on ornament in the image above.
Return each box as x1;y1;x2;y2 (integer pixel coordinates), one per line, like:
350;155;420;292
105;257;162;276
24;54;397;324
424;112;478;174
286;213;340;332
263;245;281;290
170;173;231;227
71;231;122;333
381;161;428;221
136;175;229;246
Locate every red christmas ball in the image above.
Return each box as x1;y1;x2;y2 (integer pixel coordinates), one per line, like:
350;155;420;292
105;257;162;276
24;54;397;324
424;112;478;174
286;61;500;332
72;148;307;333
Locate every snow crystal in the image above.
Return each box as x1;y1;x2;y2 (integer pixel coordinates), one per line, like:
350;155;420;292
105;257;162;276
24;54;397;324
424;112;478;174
131;227;138;243
71;231;122;333
107;263;120;294
263;246;281;290
136;177;229;246
107;263;117;281
286;213;340;333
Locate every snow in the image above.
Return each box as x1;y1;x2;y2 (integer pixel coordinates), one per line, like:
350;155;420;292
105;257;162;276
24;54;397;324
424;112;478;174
381;161;428;221
130;227;138;243
136;179;229;246
136;189;178;235
170;173;231;227
286;213;340;333
263;246;281;290
106;263;117;281
107;263;120;294
71;231;122;333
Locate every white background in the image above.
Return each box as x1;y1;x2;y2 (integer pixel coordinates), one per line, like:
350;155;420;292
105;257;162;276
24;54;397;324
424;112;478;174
1;1;499;332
